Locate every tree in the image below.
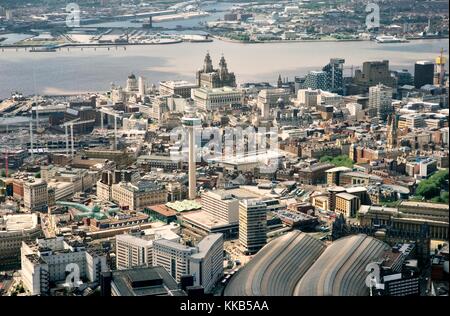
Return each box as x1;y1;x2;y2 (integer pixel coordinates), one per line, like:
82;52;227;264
0;169;6;177
320;155;353;168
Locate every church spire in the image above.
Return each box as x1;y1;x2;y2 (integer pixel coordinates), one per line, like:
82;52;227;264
277;74;283;88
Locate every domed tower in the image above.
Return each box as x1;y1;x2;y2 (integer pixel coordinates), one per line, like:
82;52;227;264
126;74;138;92
276;97;285;109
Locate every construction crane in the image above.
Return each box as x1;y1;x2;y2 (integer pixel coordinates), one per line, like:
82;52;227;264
60;119;96;158
98;108;123;150
436;47;447;87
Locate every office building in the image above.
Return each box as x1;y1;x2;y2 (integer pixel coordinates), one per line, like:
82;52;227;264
349;60;397;94
322;58;345;94
21;236;108;295
159;80;198;98
303;71;329;91
152;239;197;283
23;179;48;212
111;181;167;210
414;60;435;89
369;83;393;122
201;190;239;224
115;225;180;270
297;88;319;107
335;192;360;218
191;86;243;111
189;233;224;293
239;200;267;255
0;214;42;270
152;234;224;292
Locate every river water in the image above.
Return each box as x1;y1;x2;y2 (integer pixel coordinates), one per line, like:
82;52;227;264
0;38;448;99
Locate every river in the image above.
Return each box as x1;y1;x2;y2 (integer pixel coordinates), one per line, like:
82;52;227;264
0;38;448;99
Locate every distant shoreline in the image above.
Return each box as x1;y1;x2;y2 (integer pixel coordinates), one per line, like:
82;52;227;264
212;35;449;44
0;34;447;49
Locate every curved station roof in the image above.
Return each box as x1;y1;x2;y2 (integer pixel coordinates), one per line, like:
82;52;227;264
224;232;389;296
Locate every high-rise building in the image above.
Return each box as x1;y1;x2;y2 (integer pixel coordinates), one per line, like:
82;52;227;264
196;53;236;88
239;200;267;255
414;60;435;89
303;71;329;91
182;101;201;200
189;233;224;293
393;69;414;86
323;58;345;94
349;60;397;94
369;83;393;122
201;190;239;224
23;179;48;212
152;233;224;292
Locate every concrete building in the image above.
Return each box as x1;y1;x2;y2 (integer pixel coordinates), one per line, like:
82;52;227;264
191;86;244;111
152;233;224;292
0;214;42;270
369;83;393;122
201;190;239;224
239;200;267;255
115;224;180;270
159;80;198;98
23;179;48;212
297;88;319;107
326;166;352;186
350;60;396;94
21;237;108;295
335;192;360;218
189;233;224;293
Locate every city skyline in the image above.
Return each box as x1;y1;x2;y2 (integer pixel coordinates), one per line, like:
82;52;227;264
0;0;449;303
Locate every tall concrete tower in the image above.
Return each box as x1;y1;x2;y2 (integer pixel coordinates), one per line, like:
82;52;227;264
182;101;201;200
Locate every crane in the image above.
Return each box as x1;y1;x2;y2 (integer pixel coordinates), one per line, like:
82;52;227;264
98;107;123;150
436;47;447;87
60;119;96;158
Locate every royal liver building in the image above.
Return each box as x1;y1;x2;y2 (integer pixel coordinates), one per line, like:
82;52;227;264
196;52;237;88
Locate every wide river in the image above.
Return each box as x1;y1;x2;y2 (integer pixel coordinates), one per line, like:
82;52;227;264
0;38;448;99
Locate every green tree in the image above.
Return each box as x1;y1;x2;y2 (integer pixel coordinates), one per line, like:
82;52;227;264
0;169;6;177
